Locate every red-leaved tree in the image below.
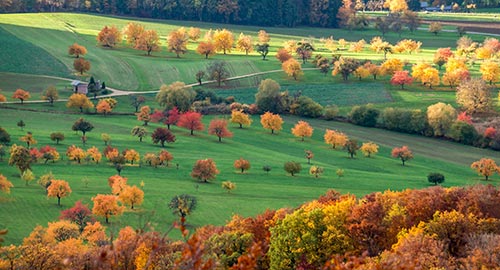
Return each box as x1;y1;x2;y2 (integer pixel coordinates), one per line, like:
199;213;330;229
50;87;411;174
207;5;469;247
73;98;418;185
208;119;233;142
165;107;180;129
191;159;219;183
390;70;413;89
177;111;204;135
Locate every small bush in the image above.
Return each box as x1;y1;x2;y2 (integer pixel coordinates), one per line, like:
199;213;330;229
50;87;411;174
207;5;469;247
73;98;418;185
427;172;445;185
348;104;379;127
323;105;339;120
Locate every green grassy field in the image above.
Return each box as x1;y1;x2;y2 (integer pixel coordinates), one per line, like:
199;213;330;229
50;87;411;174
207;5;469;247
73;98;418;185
1;107;499;245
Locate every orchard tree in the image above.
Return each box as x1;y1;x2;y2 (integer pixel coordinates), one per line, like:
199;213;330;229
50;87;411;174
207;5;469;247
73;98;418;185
129;95;146;113
169;194;197;231
305;150;314;164
50;132;64;144
196;41;216;59
97;25;122;48
0;127;10;145
124;149;140;164
12;89;30;104
471;158;499;180
230;110;252;128
188;27;201;41
207;60;230;87
360;142;379;157
92;194;124;223
68;43;87;58
276;48;292;63
332;57;361;81
0;93;5;102
47;179;72;206
66;145;86;163
131;126;147;142
119;185;144;209
420;67;440;89
442;69;470;88
191;159;220;183
324;129;349;149
234;157;251;173
221;181;236;193
427;102;457;136
428;173;445;185
151;127;176;147
177;111;204;135
258;30;270;43
384;0;408;12
195;70;205;85
429;22;442;35
284;161;301;176
67;94;94;113
260;112;284;134
123;22;145;46
136;105;151;126
309;166;324;178
296;41;314;63
208;119;233;142
0;174;13;194
21;169;35;186
282;58;303;80
391;145;413;166
135;29;161;56
167;28;189;57
213;29;234;54
345;139;359;158
380;58;404;75
480;61;500;85
72;118;94;136
96;99;112;116
165;107;180;129
291;121;313;141
433;47;454;70
156;81;195;112
9;144;32;174
159;149;174;166
42;85;59;105
73;58;90;75
456;78;491;114
86;146;102;164
59;200;93;232
236;33;253;55
256;43;270;60
390;71;413;89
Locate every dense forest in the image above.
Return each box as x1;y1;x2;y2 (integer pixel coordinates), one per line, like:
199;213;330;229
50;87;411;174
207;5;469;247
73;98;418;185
0;0;499;28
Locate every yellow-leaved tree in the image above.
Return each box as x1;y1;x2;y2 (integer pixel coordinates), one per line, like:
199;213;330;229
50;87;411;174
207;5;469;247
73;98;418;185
282;58;303;80
360;142;379;157
291;121;314;141
135;29;161;56
167;28;189;57
213;29;234;54
230;110;252;128
67;94;94;113
480;60;500;85
260;112;284;134
47;179;72;206
456;78;492;114
324;129;349;149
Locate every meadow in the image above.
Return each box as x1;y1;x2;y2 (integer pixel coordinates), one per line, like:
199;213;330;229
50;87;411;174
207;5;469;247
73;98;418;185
1;12;500;245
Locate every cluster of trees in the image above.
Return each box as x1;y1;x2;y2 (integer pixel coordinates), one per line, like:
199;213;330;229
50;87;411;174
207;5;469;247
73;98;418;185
2;184;500;269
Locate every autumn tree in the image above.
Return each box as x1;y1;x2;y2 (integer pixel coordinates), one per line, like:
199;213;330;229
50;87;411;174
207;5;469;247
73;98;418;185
360;142;379;157
393;39;421;54
196;41;216;59
123;22;145;46
131;126;147;142
47;179;72;206
208;119;233;142
345;139;359;158
130;95;145;113
324;129;349;149
332;57;361;81
191;158;220;183
96;99;112;116
20;132;37;148
291;121;313;141
156;81;195;112
0;174;13;194
124;149;140;164
135;29;161;56
41;85;58;105
169;194;197;231
67;93;93;112
119;185;144;209
429;22;442;35
309;165;324;178
188;27;201;41
258;30;270;43
213;29;234;54
207;60;230;87
380;58;404;76
151;127;176;147
136;105;151;126
234;157;251;173
391;145;413;165
260;112;284;134
68;43;87;58
21;169;35;186
427;102;457;136
456;78;492;114
177;111;204;135
159;149;174;166
86;146;102;164
60;200;93;232
12;89;30;104
71;118;94;136
231;110;252;128
97;25;122;48
296;41;314;63
282;58;303;80
276;48;292;63
390;70;413;89
167;28;189;57
480;60;500;85
73;58;90;75
284;161;301;176
433;47;454;70
221;181;236;193
471;158;499;180
165;107;180;129
236;33;253;55
0;93;5;102
66;145;86;163
256;43;270;60
9;144;32;174
442;68;470;88
92;194;124;223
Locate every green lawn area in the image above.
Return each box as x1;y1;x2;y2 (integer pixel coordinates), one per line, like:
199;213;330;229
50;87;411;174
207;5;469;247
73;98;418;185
1;107;499;245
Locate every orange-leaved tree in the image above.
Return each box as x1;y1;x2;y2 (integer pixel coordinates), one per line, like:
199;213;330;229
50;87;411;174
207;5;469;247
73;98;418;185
68;43;87;58
159;149;174;166
136;105;151;126
275;48;292;63
258;30;270;43
236;33;253;55
91;194;124;223
47;179;72;206
67;93;93;113
231;110;252;128
119;185;144;209
73;58;90;75
66;145;86;164
0;174;13;194
324;129;349;149
135;29;161;56
188;27;201;41
0;93;6;102
196;41;216;59
167;28;189;57
124;149;140;164
390;70;413;89
177;111;204;135
234;157;251;173
471;158;499;180
291;121;313;141
123;22;145;46
86;146;102;164
12;89;30;104
191;158;219;183
97;25;122;48
208;118;233;142
213;29;234;54
391;145;413;166
260;111;284;134
96;99;112;116
282;58;303;80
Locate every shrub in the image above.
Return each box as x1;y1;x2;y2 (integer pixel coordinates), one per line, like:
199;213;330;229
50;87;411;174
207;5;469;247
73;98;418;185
323;105;339;120
293;96;323;118
348;104;379;127
447;121;478;145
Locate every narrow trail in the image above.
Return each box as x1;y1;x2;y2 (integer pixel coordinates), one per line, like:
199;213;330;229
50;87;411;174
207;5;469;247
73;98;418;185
0;68;319;104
